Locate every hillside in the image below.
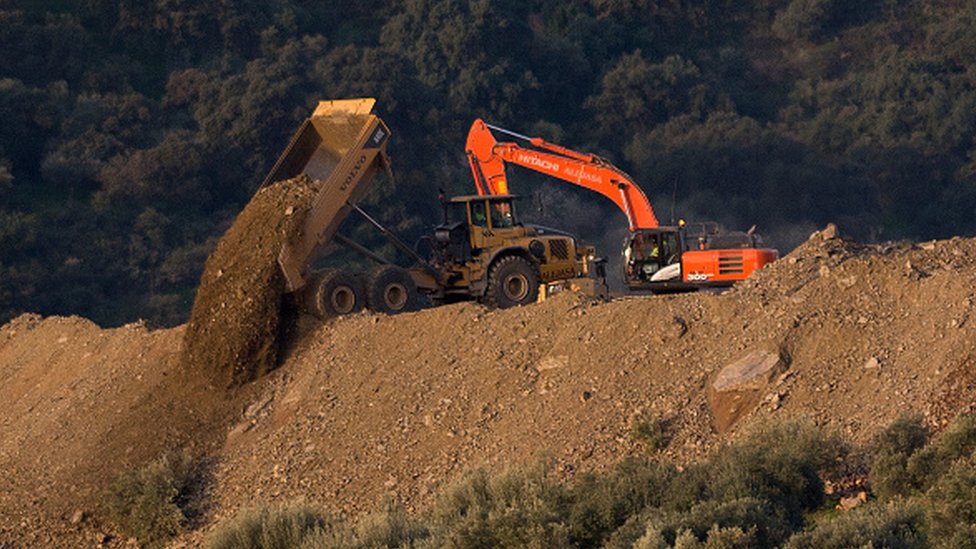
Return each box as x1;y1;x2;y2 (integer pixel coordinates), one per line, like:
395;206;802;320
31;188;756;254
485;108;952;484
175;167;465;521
2;227;975;546
4;1;976;327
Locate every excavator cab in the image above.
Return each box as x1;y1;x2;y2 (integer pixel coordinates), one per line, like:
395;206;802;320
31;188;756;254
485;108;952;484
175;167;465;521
623;223;779;291
434;195;523;265
623;228;683;285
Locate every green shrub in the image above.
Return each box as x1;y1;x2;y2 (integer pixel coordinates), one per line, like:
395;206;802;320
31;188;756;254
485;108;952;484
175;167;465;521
105;450;201;547
771;0;834;42
638;524;755;549
906;414;976;493
873;414;930;460
601;510;659;549
204;503;330;549
299;501;428;549
423;462;571;548
925;455;976;548
869;413;976;499
782;500;926;549
566;458;677;547
602;498;791;549
630;411;671;452
643;497;787;549
868;413;930;498
696;422;842;528
602;422;838;547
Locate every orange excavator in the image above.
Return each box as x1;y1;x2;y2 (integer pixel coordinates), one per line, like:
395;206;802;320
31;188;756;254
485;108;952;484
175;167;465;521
466;119;779;291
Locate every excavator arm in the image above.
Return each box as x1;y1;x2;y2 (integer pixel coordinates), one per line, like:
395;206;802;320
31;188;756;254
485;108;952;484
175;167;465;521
465;119;660;231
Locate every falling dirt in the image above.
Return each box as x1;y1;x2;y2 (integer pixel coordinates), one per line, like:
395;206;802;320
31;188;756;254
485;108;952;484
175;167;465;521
3;225;976;547
182;176;321;386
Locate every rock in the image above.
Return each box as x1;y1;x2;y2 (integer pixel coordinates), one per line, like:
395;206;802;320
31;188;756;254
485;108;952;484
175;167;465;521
904;260;927;279
864;357;881;369
713;350;788;392
709;349;790;432
537;355;568;371
670;316;688;339
69;509;84;525
811;223;838;241
836;491;868;511
244;394;274;419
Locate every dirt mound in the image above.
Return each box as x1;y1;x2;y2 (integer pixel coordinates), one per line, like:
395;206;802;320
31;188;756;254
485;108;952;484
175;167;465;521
200;227;976;524
4;226;976;547
182;176;320;385
0;316;247;547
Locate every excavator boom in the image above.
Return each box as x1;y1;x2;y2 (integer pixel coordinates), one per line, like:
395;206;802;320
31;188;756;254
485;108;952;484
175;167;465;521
466;119;659;231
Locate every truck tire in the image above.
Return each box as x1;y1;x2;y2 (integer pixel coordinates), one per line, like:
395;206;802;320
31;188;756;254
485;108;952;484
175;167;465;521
485;255;539;308
365;265;420;315
304;269;365;319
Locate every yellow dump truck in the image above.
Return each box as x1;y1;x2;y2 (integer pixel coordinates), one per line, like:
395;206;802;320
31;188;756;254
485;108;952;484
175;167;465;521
262;98;606;318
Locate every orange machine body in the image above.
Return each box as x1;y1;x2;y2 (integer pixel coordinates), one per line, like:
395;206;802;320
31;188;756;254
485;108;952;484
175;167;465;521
679;248;780;284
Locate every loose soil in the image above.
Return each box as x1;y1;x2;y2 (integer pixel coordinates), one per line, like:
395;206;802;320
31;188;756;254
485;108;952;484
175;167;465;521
3;226;976;547
0;317;248;547
182;176;320;386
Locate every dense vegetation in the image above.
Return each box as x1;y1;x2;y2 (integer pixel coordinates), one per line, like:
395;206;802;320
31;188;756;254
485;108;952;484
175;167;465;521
2;0;975;326
189;417;975;548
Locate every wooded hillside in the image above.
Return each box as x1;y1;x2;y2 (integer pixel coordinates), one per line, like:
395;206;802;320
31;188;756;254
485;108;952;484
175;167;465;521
2;0;974;326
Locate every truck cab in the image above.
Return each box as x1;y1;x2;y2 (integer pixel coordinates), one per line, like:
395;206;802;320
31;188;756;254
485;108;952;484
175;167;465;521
430;194;602;304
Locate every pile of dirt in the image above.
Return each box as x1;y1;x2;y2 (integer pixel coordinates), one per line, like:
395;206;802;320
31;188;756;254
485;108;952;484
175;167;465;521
3;226;976;547
182;176;321;385
0;316;248;547
200;227;976;525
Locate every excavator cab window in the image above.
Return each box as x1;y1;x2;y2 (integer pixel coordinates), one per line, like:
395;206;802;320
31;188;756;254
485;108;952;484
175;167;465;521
625;229;681;282
661;231;680;264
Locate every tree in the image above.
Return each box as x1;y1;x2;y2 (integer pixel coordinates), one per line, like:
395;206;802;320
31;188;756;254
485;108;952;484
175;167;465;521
586;51;729;148
772;0;835;42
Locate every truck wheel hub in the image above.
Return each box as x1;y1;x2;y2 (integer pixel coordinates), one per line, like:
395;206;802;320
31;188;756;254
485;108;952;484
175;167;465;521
330;287;356;314
384;284;408;310
503;275;529;301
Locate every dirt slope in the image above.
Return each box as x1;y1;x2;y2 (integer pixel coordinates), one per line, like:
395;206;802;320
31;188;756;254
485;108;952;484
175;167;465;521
3;227;976;546
205;229;976;523
0;317;251;547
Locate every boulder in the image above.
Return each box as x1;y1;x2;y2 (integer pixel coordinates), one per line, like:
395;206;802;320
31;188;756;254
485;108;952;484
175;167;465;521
709;349;789;433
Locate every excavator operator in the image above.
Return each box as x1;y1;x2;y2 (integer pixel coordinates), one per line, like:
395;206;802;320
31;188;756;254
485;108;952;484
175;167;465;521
625;232;664;281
